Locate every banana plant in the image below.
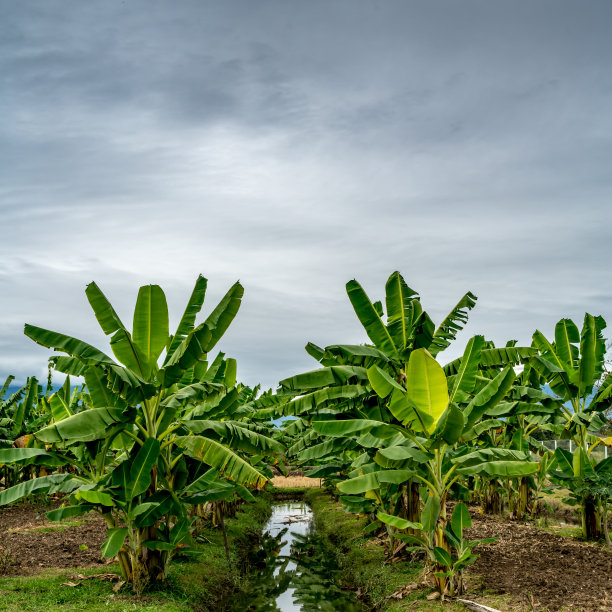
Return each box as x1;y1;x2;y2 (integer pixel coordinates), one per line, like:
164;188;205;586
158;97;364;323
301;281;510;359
312;342;537;596
0;276;281;593
531;314;612;538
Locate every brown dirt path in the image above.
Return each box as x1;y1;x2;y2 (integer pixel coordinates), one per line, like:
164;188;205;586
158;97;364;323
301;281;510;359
465;510;612;611
0;502;108;574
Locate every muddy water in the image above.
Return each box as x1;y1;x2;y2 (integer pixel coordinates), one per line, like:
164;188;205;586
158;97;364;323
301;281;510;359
230;500;364;611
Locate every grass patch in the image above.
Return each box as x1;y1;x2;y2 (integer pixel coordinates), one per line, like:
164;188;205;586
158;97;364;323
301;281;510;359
7;518;88;534
0;492;273;611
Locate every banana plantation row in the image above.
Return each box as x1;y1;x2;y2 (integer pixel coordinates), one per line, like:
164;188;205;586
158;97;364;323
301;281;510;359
0;272;610;598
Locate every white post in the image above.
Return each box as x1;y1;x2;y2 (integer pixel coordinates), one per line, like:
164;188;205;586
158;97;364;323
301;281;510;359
569;440;573;453
554;440;557;450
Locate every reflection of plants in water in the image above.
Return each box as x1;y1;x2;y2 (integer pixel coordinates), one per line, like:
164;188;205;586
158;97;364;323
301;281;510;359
289;533;364;612
231;528;295;611
232;523;363;611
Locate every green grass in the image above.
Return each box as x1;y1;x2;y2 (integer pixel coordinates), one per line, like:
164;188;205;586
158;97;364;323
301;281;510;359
7;518;89;534
0;492;273;612
269;485;310;497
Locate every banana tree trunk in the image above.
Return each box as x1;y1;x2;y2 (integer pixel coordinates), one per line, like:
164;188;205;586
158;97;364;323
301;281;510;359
583;496;601;540
515;477;530;520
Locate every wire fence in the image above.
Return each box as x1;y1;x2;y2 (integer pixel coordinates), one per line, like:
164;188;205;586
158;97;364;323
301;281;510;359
538;439;609;462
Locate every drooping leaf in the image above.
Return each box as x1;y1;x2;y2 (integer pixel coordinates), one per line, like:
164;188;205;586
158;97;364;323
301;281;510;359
367;364;404;398
463;366;515;431
336;469;412;494
129;438;161;499
75;489;114;506
46;505;94;522
177;435;267;488
433;547;453;568
36;408;128;443
377;511;422;531
101;528;128;558
0;474;77;506
24;325;116;367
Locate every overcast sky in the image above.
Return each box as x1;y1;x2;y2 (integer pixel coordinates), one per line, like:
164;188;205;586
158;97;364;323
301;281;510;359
1;1;611;390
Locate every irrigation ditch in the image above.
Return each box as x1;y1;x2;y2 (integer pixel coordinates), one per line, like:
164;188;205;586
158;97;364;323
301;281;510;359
232;494;364;611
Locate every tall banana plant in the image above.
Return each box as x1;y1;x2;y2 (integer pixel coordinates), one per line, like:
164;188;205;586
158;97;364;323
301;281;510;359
315;342;537;596
0;276;281;593
531;314;612;538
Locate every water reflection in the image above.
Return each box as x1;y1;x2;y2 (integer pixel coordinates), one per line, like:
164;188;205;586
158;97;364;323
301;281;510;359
230;501;364;611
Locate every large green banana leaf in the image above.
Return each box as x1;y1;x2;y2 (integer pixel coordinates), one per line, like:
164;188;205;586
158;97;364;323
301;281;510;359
183;420;285;455
578;313;606;397
280;366;368;391
132;285;169;376
453;448;537;477
367;364;404;398
128;438;161;499
449;335;484;403
24;324;116;366
443;346;537;375
36;407;128;443
384;271;418;352
162;282;243;381
165;275;208;359
337;469;413;494
320;344;390;367
0;473;79;506
346;279;398;358
177;435;267;488
0;447;67;467
405;348;448;432
463;366;515;431
312;419;400;440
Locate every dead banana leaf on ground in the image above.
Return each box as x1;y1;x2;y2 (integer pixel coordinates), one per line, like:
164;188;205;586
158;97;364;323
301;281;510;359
69;573;122;582
386;582;419;599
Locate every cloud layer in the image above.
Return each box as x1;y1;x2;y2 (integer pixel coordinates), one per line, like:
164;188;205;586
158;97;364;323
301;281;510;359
1;1;611;389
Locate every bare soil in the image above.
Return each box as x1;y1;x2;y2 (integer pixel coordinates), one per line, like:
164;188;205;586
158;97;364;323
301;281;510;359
465;509;612;612
0;502;108;574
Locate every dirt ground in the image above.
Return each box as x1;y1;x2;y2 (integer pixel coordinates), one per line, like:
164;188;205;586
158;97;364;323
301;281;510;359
465;510;612;612
0;502;108;574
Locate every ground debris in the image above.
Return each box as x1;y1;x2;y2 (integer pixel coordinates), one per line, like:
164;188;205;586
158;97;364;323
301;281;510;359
386;582;419;599
69;572;122;582
465;507;612;612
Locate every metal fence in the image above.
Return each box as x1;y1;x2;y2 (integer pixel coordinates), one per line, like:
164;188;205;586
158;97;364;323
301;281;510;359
539;439;609;461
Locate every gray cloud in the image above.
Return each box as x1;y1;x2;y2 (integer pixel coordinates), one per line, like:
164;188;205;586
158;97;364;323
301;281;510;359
1;1;611;390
